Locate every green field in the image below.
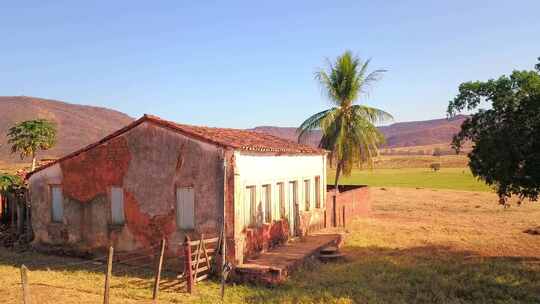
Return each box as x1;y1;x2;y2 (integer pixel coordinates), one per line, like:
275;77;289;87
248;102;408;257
328;167;492;192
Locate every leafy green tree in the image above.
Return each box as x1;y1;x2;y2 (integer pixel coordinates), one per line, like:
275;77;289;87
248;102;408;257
448;58;540;203
298;51;393;189
7;119;57;171
0;173;23;194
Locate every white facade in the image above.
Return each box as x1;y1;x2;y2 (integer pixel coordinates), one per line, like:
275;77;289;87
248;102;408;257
233;152;327;238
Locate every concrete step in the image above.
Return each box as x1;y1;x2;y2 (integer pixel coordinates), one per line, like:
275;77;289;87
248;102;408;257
318;252;345;260
319;246;339;254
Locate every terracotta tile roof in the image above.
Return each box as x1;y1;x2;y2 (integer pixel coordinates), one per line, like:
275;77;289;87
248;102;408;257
145;115;325;154
27;114;326;178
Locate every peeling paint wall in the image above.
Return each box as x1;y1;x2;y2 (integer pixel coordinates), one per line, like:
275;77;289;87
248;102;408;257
28;121;327;264
29;121;224;256
232;152;327;263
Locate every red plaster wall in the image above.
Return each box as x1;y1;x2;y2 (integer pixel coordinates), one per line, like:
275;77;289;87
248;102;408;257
244;219;289;257
31;122;224;256
121;191;176;248
60;137;131;202
326;186;370;227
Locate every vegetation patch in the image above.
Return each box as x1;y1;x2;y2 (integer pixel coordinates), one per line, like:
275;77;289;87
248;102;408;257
328;167;491;192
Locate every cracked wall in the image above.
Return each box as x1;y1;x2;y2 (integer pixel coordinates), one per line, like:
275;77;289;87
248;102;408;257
29;121;223;256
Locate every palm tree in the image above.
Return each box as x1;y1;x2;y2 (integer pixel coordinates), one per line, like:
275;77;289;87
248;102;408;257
298;51;393;190
7;119;57;171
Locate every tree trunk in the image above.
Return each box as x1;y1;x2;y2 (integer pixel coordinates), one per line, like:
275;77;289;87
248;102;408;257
31;152;36;171
334;160;343;193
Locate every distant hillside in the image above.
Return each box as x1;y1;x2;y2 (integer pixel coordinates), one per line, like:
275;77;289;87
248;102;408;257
0;96;469;165
251;115;469;149
0;96;133;163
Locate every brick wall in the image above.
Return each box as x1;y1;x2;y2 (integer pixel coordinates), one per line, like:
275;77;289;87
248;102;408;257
325;185;370;227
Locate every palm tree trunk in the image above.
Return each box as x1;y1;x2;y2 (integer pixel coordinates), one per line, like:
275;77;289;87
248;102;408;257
334;160;343;193
31;152;36;171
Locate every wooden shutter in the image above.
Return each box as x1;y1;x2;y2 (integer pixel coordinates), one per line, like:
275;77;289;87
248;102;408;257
262;185;271;223
51;186;63;222
244;186;256;227
176;187;195;229
315;176;321;208
279;183;285;219
304;180;311;211
111;187;125;224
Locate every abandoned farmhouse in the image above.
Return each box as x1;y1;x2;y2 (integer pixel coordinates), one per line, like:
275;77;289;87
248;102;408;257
26;114;339;264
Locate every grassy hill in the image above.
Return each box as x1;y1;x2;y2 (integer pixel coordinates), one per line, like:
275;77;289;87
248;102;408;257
0;96;133;164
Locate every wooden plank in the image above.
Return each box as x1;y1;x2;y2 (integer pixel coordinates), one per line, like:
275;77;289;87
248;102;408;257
190;255;214;265
188;240;200;247
191;248;215;257
192;234;203;285
195;274;209;282
188;237;219;246
193;265;209;275
202;237;211;272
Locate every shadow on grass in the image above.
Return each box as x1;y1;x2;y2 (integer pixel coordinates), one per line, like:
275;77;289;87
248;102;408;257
0;247;186;294
243;245;540;304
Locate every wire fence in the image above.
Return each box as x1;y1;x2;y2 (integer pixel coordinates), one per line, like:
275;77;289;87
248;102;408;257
15;234;227;304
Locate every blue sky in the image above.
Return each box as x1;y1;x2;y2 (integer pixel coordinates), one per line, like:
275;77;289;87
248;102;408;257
1;1;538;128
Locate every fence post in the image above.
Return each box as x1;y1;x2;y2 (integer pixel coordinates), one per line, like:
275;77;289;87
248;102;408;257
184;236;193;294
152;238;166;303
332;195;337;227
103;246;114;304
20;264;30;304
342;206;346;227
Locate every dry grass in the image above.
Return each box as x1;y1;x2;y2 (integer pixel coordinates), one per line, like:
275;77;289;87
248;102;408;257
2;188;540;303
355;187;540;257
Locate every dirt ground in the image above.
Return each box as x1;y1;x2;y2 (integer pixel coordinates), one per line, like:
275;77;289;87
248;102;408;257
2;187;540;303
350;187;540;258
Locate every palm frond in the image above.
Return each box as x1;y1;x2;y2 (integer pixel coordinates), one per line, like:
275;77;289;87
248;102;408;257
352;105;394;124
361;69;387;96
296;108;337;143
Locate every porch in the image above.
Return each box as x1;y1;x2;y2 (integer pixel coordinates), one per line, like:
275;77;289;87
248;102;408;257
234;231;344;285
